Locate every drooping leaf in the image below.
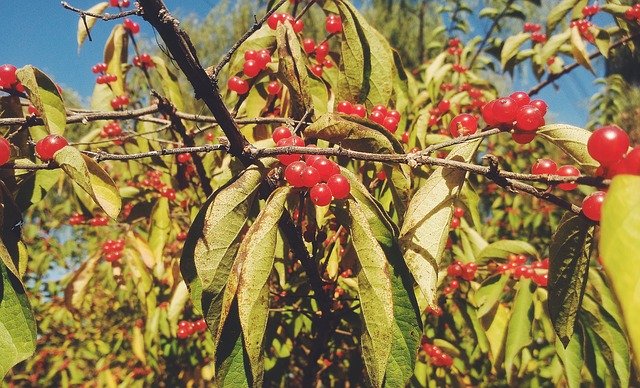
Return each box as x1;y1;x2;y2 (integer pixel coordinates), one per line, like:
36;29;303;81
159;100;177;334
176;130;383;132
276;22;313;120
501;33;531;69
476;240;538;266
347;200;394;387
237;186;291;387
152;56;185;112
504;280;535;382
15;66;66;138
77;2;110;50
547;212;593;346
547;0;582;32
399;140;480;306
0;262;37;378
600;175;640;372
537;124;599;170
63;255;100;314
148;197;170;264
54;146;121;219
475;274;509;318
91;24;128;110
570;27;594;73
555;324;585;388
132;326;147;364
167;280;190;328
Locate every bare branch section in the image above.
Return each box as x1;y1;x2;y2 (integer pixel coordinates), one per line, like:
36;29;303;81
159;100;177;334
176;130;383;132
137;0;251;163
61;1;140;20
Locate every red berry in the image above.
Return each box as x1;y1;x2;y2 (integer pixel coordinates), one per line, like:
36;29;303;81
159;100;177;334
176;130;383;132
256;50;271;69
243;60;261;78
177;231;188;241
387;110;401;121
382;116;399;133
292;19;304;33
35;135;68;161
272;126;292;143
447;263;463;277
110;0;119;6
450;217;460;229
449;113;478;137
587;125;630;167
0;64;18;88
372;105;388;115
310;183;333;206
337;101;354;115
326;15;343;34
276;136;303;165
481;101;499;126
531;158;557;175
176;327;189;339
512;132;536;144
315;42;329;61
492;97;518;124
311;65;324;77
377;170;387;181
194;319;207;333
313;158;340;181
0;137;11;166
401;132;409;144
327;174;350;199
267;81;282;95
369;110;386;125
508;91;531;108
515;105;544;132
285;161;307;187
556;165;580;191
228;76;249;95
301;165;321;187
177;153;191;164
453;207;465;218
581;191;606;222
352;104;367;118
437;100;450;114
529;99;548;115
267;13;282;30
303;38;315;54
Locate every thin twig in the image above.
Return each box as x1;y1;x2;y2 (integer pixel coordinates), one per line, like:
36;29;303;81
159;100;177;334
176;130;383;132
61;1;140;20
468;0;515;68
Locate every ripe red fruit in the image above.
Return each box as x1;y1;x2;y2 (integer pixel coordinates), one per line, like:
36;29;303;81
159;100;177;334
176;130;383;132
581;191;606;222
326;15;343;34
377;170;387;181
267;13;282;29
450;217;460;229
0;64;18;88
315;42;330;61
123;19;140;34
369;110;386;125
512;132;536;144
284;161;307;187
449;113;478;137
35;135;68;161
272;126;292;143
256;50;271;69
556;165;580;191
303;38;315;54
301;165;321;187
327;174;350;199
313;158;340;181
492;97;518;123
292;19;304;33
310;183;333;206
276;136;304;165
382;116;399;133
110;0;119;6
531;158;557;175
453;207;465;218
243;60;261;78
437;100;451;114
194;319;207;333
533;272;548;287
177;231;188;241
401;132;409;144
529;99;548;115
267;81;282;95
447;263;462;277
372;104;388;115
0;137;11;166
310;65;324;77
587;125;630;167
515;105;544;131
387;110;401;121
177;153;191;164
176;327;189;339
350;104;366;118
227;76;249;95
508;91;531;108
337;101;354;115
481;101;499;126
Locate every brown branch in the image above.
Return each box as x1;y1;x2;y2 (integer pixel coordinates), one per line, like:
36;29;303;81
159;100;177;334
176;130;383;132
210;0;288;80
138;0;251;163
60;1;141;20
528;32;640;96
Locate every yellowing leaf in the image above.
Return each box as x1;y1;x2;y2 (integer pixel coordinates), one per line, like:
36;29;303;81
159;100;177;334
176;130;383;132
537;124;599;170
570;27;594;73
132;326;147;364
15;66;66;137
501;33;531;69
91;24;128;110
64;255;100;314
77;2;110;50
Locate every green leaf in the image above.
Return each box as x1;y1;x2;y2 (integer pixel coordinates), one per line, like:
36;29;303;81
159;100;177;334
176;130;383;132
399;140;480;305
149;197;170;264
547;0;581;32
540;29;571;62
475;274;509;318
276;23;313;120
152;56;185;112
226;24;275;80
77;2;110;50
547;212;593;346
537;124;599;170
591;27;611;58
476;240;538;266
54;146;121;219
0;262;37;378
15;169;62;211
555;324;585;388
600;175;640;372
347;200;394;387
335;0;396;105
237;186;290;387
501;33;531;69
15;66;66;137
63;255;100;314
215;302;250;387
504;280;534;382
570;27;594;73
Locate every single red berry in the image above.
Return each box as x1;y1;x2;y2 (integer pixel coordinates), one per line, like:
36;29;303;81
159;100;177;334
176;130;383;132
437;100;451;114
587;125;630;167
327;174;350;199
301;165;321;187
382;116;399;133
267;13;283;29
450;217;461;229
0;137;11;166
326;15;343;34
267;81;282;95
243;60;261;78
256;50;271;69
292;19;304;33
377;170;387;181
453;207;465;218
176;327;189;339
285;161;307;187
387;110;401;121
461;266;476;281
35;135;68;161
492;97;518;124
276;136;303;165
401;132;410;144
512;132;536;144
369;110;386;125
529;99;548;115
177;153;191;164
272;126;292;143
315;42;330;61
581;191;606;222
481;101;499;126
177;231;188;241
449;113;478;137
515;105;544;132
0;64;18;88
531;158;557;175
311;65;324;77
352;104;367;118
228;76;249;95
337;101;354;115
313;158;340;181
110;0;119;6
372;105;388;115
194;319;207;333
509;91;531;108
310;183;333;206
556;165;580;191
447;263;463;277
303;38;316;54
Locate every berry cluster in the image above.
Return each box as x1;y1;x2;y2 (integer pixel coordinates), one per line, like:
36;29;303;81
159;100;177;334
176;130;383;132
274;127;351;206
0;64;24;92
102;239;125;263
69;212;85;226
446;260;477;289
581;4;600;17
110;94;130;110
227;76;250;95
109;0;130;7
267;12;304;32
336;101;401;133
91;63;117;85
523;22;542;33
123;18;140;34
494;254;549;287
176;153;191;164
482;91;547;144
267;80;282;95
0;137;11;166
449;207;464;229
34;134;68;161
325;14;343;34
570;19;595;43
624;4;640;21
243;49;272;78
447;37;463;56
176;319;207;339
89;215;109;226
132;53;155;68
136;170;178;201
531;158;581;191
522;23;546;43
100;121;123;144
421;341;454;368
302;39;331;68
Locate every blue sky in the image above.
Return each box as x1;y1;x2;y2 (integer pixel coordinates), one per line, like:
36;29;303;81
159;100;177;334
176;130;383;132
0;1;602;127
